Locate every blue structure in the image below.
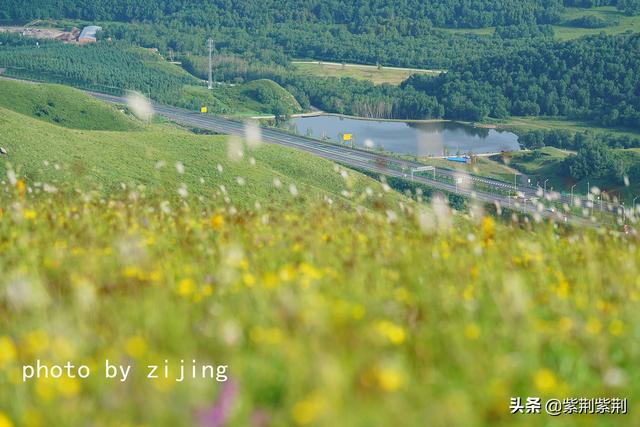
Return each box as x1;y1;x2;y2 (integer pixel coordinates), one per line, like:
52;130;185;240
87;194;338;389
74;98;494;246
446;156;470;163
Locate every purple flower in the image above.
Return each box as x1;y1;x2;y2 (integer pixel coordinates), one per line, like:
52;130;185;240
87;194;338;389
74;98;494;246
197;379;239;427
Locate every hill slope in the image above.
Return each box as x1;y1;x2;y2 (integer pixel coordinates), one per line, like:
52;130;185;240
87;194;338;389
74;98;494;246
0;105;397;208
0;161;639;426
0;79;141;131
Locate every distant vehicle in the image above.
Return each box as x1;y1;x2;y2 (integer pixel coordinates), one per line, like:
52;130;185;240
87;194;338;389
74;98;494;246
546;207;556;213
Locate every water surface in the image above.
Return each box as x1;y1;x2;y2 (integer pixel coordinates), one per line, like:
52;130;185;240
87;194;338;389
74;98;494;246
288;115;520;156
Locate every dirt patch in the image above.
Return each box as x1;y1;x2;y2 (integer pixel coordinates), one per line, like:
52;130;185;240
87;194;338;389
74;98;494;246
0;26;79;42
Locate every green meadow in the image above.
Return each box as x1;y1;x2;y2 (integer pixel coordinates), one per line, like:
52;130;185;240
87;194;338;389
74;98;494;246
0;79;639;427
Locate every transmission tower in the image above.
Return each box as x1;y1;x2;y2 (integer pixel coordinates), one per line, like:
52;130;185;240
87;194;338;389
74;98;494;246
207;38;213;90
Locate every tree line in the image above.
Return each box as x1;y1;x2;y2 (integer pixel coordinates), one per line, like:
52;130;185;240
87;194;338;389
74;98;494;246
404;33;640;129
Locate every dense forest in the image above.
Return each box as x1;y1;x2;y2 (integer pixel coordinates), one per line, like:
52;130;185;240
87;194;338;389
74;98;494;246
0;34;301;116
2;1;639;29
102;20;543;70
185;32;640;128
405;33;640;128
0;35;197;98
0;0;565;29
519;128;640;150
1;1;639;71
2;30;638;129
1;2;639;129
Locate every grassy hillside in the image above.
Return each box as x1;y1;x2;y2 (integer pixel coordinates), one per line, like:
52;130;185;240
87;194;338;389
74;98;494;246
0;79;141;131
238;79;302;114
497;146;640;201
483;116;640;139
0;81;639;427
497;147;571;192
0;105;397;208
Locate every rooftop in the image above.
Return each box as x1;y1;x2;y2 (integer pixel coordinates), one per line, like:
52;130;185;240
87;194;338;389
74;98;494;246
78;25;102;40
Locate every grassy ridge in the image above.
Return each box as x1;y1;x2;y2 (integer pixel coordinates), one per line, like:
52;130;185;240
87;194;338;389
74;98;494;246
0;105;396;207
0;79;141;131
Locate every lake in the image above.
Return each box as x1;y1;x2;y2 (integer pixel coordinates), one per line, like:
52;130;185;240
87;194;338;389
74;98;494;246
288;115;520;157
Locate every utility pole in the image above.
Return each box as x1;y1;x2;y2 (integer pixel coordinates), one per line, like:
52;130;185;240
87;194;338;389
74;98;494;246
207;38;213;90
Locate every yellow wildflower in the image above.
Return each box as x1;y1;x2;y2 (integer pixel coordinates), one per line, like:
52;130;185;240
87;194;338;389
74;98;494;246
0;412;14;427
210;214;224;230
243;273;256;287
15;179;26;197
176;278;195;296
481;216;495;240
292;393;323;425
609;319;624;336
125;336;147;359
23;209;37;220
375;320;406;345
558;316;573;333
0;336;17;368
464;323;481;340
57;377;81;398
534;369;557;393
585;318;602;335
377;367;404;391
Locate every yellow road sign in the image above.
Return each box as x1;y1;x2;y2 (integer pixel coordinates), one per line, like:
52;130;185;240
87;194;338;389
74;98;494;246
343;133;352;141
200;106;208;113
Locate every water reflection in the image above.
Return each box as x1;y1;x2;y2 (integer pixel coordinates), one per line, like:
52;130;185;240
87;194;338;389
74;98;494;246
288;115;520;157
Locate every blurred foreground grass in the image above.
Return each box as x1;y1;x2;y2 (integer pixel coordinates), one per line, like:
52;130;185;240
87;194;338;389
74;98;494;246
0;171;639;427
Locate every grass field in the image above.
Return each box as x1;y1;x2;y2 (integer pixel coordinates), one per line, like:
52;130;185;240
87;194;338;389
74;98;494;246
2;77;640;427
437;6;640;42
497;146;640;201
2;146;640;426
483;116;640;138
0;79;141;131
180;79;303;118
292;61;443;85
0;80;390;208
553;6;640;41
417;156;520;184
0;108;392;207
496;147;572;192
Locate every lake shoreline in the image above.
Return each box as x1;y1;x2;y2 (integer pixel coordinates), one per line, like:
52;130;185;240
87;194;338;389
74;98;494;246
287;114;521;157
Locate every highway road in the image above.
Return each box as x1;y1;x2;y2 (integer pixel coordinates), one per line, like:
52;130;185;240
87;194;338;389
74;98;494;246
90;92;595;226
